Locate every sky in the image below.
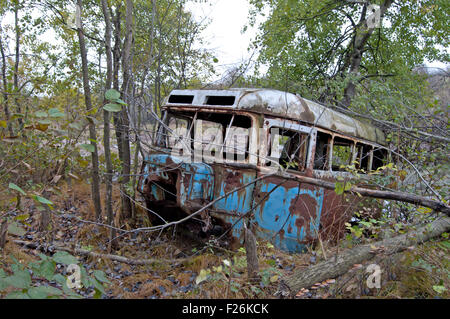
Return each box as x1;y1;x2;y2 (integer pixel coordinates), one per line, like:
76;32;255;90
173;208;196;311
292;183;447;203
186;0;260;80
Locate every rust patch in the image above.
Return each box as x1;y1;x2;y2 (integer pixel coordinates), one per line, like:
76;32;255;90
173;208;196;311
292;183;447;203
290;192;318;243
298;97;315;123
318;188;356;242
223;170;243;193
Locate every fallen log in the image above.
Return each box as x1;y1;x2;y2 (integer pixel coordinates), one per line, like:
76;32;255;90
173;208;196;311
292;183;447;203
13;240;186;266
278;216;450;297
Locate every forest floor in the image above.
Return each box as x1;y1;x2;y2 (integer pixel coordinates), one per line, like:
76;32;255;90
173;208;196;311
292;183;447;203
1;180;449;299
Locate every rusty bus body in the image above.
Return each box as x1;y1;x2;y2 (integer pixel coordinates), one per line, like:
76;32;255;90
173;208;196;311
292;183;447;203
138;88;387;252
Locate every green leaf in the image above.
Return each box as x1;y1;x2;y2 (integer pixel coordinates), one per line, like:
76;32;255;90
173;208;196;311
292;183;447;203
80;266;91;288
103;103;122;112
0;278;7;290
34;195;53;205
48;108;65;118
105;89;120;101
91;278;105;295
39;259;56;280
5;291;31;299
7;222;26;236
69;122;83;130
115;98;127;105
35;111;48;118
93;288;103;299
15;214;30;221
93;270;111;284
27;285;62;299
438;241;450;250
4;270;32;289
11;113;24;120
80;143;95;153
38;119;52;125
344;181;352;191
52;251;78;265
38;253;50;261
52;273;66;285
9;183;26;195
335;182;344;195
432;285;447;294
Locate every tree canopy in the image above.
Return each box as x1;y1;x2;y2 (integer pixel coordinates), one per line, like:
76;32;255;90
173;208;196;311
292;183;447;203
248;0;449;107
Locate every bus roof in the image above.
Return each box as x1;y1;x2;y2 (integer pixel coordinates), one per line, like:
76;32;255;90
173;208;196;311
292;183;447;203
165;88;386;145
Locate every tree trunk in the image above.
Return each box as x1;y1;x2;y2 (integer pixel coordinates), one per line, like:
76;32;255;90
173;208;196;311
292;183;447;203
278;216;450;297
101;0;117;251
76;0;102;220
0;220;8;250
341;0;394;107
0;27;13;136
112;5;124;162
119;0;134;219
13;2;22;129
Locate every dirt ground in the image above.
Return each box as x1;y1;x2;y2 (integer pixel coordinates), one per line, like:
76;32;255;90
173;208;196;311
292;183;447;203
1;180;448;299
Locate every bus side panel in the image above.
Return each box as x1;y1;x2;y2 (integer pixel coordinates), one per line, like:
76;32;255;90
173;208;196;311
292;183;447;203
251;175;325;252
212;165;257;240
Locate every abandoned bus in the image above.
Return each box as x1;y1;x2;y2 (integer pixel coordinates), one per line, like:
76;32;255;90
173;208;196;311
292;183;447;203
138;88;388;252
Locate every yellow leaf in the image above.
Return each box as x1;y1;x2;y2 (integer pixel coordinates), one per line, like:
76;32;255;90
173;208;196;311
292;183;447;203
195;269;211;285
31;123;49;132
270;275;279;283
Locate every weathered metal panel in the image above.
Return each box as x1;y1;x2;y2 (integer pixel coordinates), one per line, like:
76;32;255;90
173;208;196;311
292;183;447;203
251;177;324;252
165;88;386;145
211;166;257;240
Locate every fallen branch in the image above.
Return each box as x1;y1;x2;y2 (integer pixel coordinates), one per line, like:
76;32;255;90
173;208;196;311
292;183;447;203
13;240;186;266
278;216;450;297
278;171;450;216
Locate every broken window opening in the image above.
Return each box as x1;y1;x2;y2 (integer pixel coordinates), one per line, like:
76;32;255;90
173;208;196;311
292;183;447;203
332;137;354;171
204;95;236;106
266;128;309;171
168;94;194;104
314;131;332;170
167;115;191;157
355;143;372;172
372;147;388;170
165;111;251;162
